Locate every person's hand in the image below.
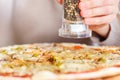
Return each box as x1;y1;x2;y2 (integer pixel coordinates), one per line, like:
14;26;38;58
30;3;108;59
58;0;119;38
79;0;119;38
58;0;62;4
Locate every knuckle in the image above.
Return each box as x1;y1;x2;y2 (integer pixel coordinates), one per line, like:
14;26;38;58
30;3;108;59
105;15;115;23
106;19;111;24
105;6;113;14
93;0;104;7
115;0;119;4
115;7;119;13
100;16;109;24
91;9;95;16
106;0;114;5
85;0;93;9
95;18;101;24
89;0;97;8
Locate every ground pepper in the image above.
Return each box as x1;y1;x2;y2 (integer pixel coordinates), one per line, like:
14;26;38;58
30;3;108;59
64;0;83;22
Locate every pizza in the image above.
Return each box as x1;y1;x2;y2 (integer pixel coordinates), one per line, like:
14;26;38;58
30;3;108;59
0;43;120;80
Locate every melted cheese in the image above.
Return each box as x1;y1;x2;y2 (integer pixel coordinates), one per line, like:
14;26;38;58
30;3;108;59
32;71;57;80
0;43;119;79
59;63;95;72
0;54;8;60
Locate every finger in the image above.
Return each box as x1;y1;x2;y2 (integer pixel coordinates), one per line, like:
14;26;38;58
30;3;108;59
58;0;62;4
84;14;116;25
81;6;118;17
79;0;117;9
89;24;109;31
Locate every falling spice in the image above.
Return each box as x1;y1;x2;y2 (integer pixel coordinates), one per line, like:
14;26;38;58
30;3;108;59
64;0;82;21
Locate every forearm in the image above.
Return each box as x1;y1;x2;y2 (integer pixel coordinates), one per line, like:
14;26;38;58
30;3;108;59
93;15;120;46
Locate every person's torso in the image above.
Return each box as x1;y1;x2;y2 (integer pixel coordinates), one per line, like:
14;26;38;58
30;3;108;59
0;0;92;47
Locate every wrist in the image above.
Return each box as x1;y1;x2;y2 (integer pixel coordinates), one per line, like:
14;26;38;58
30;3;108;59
90;24;111;38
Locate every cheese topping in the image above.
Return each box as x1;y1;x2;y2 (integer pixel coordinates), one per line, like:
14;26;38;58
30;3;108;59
0;43;119;77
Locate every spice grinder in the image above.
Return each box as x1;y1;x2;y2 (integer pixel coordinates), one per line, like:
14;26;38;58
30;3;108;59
59;0;92;38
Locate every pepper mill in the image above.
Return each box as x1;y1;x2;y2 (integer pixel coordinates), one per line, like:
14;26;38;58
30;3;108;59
59;0;92;38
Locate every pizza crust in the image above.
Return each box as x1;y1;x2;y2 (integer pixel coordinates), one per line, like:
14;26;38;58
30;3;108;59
0;76;30;80
31;67;120;80
103;75;120;80
32;71;57;80
58;67;120;80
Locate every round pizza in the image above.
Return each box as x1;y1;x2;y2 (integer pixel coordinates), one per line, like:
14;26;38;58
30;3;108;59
0;43;120;80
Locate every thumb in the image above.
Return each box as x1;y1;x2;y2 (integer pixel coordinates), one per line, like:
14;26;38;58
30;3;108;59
58;0;62;4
